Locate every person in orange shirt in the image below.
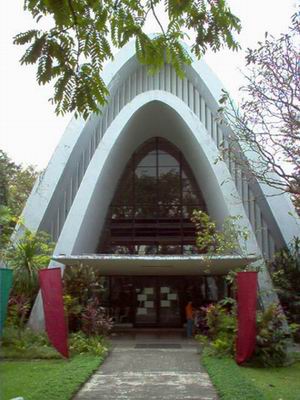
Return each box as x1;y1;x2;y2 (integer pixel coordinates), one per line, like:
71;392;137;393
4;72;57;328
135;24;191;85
185;301;194;338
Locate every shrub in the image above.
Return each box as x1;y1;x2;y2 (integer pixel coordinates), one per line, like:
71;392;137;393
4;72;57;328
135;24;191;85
81;298;113;336
1;326;60;359
2;326;50;348
69;332;109;356
196;300;290;366
252;305;289;367
197;303;237;357
6;294;31;329
269;237;300;341
63;294;83;331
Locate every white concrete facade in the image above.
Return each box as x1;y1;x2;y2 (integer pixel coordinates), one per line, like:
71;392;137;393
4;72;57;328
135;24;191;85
16;40;300;329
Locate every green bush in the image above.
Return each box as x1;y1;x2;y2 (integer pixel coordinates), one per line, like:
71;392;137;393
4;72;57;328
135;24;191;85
203;303;237;357
252;305;289;367
195;305;236;357
196;300;290;366
69;332;109;356
2;326;50;348
269;237;300;341
1;326;60;359
1;327;110;359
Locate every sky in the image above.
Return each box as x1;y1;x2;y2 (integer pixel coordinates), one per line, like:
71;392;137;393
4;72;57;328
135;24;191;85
0;0;298;170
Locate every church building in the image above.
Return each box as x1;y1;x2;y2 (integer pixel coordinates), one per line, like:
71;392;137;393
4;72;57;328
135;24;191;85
17;40;300;330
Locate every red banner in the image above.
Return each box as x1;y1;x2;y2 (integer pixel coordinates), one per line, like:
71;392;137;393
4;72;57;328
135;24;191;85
236;271;258;364
39;268;69;358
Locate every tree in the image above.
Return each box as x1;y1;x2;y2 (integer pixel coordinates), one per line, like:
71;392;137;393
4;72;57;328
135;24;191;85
14;0;241;119
191;209;249;256
0;151;38;261
5;229;54;299
268;237;300;340
0;150;16;207
0;150;39;217
218;12;300;196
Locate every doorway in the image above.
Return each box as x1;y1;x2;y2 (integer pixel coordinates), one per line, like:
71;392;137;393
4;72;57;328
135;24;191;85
107;275;229;328
135;277;181;327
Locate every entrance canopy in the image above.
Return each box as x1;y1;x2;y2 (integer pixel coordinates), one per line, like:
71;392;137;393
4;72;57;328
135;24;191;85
52;254;257;276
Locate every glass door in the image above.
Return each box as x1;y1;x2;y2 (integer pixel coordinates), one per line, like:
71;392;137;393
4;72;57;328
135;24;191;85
135;277;157;325
134;277;182;327
158;280;181;326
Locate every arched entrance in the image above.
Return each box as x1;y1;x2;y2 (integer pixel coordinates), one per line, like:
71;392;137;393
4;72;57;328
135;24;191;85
97;137;229;327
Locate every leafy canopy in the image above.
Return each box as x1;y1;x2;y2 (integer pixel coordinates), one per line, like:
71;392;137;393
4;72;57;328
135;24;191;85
15;0;241;119
218;12;300;195
0;150;39;217
5;228;54;297
191;209;249;256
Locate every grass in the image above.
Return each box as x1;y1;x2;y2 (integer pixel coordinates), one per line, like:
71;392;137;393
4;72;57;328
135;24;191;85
1;344;62;359
239;362;300;400
201;349;265;400
202;349;300;400
0;354;104;400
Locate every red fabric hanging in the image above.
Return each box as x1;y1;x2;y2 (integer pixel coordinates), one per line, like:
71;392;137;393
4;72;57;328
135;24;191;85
39;268;69;358
236;271;258;364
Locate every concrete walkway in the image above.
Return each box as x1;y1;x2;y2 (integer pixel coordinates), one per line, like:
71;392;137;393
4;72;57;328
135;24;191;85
73;333;218;400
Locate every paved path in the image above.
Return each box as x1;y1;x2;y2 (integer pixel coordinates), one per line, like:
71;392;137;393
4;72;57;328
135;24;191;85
73;336;218;400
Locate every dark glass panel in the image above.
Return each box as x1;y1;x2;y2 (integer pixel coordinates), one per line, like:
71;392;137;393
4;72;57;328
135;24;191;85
110;277;134;324
135;244;158;255
207;277;218;301
182;190;202;205
110;245;133;254
158;166;179;176
136;166;157;178
158;153;178;166
113;168;134;205
215;276;227;299
137;151;157;167
158;205;181;218
134;139;156;167
134;205;157;219
111;206;134;219
158;244;181;254
183;277;206;307
182;205;200;218
135;167;157;204
182;244;198;254
158;167;180;204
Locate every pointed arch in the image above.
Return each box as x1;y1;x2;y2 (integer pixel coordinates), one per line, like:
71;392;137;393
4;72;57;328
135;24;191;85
53;92;259;258
99;136;208;255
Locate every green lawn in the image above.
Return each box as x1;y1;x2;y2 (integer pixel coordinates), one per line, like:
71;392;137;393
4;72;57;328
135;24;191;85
1;355;103;400
240;362;300;400
202;350;300;400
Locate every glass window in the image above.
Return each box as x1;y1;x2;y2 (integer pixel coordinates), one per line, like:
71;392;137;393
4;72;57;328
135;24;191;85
158;205;181;218
134;205;157;219
158;153;178;166
207;277;218;301
111;206;134;219
137;151;157;167
114;170;134;205
182;205;199;218
158;244;181;254
182;190;202;205
99;137;207;255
